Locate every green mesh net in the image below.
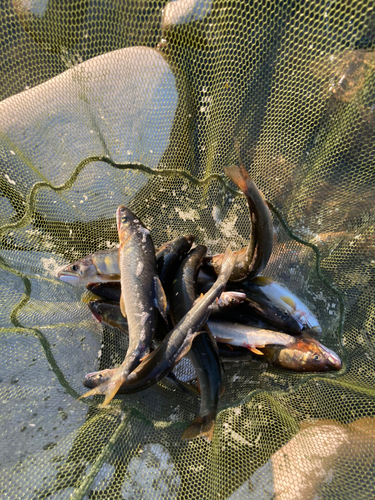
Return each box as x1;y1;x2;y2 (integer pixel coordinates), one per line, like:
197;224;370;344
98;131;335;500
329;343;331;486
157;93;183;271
0;0;374;498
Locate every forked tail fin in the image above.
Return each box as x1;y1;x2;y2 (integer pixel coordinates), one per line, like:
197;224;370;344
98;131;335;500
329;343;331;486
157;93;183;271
181;410;216;442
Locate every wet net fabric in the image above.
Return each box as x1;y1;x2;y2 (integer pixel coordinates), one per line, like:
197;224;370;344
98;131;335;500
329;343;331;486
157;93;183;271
0;0;374;498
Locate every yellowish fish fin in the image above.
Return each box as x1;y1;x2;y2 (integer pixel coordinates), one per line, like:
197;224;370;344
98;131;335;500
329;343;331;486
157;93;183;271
119;293;127;318
255;276;273;285
280;295;296;310
181;412;216;442
224;165;249;194
248;345;265;355
154;276;168;322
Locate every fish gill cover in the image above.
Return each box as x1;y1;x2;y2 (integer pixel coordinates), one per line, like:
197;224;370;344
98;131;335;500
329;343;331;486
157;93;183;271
0;0;374;498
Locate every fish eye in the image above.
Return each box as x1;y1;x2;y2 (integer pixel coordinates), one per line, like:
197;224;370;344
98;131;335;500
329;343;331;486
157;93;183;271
71;264;78;271
122;216;128;223
313;354;320;361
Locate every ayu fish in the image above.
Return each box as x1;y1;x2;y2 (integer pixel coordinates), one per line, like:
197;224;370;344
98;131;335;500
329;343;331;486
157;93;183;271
58;234;195;285
204;145;273;281
243;276;322;334
83;247;236;400
169;245;224;442
87;282;122;302
58;248;120;284
81;205;167;406
207;320;295;355
212;289;303;336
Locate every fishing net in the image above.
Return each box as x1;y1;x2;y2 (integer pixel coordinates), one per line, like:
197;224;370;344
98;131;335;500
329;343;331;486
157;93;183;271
0;0;374;498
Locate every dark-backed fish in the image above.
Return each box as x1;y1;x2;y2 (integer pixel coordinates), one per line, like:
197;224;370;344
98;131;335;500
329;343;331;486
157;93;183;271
83;247;236;400
197;276;302;335
81;205;167;406
87;282;122;302
212;291;303;336
204;145;273;281
169;245;223;442
156;234;195;286
86;300;190;393
242;276;322;334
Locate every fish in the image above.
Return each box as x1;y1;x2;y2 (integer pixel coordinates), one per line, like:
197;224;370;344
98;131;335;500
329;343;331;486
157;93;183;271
196;275;302;335
208;320;341;371
156;234;195;287
58;234;195;285
243;276;322;334
81;205;167;406
207;320;295;355
261;337;342;372
213;291;247;310
168;245;224;442
212;289;303;336
58;248;120;284
87;300;169;343
203;143;273;281
82;246;236;401
86;282;122;302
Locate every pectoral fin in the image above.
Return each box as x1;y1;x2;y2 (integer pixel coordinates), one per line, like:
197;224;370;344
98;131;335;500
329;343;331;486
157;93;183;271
154;276;168;322
174;331;201;364
119;293;127;318
281;295;297;310
247;345;265;355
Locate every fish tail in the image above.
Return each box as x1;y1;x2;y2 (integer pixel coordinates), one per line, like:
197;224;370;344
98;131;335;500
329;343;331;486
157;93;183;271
224;164;250;194
116;206;124;233
182;411;216;442
218;246;236;282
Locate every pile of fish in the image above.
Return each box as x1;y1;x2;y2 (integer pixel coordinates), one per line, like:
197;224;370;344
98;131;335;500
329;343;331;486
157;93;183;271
57;158;342;441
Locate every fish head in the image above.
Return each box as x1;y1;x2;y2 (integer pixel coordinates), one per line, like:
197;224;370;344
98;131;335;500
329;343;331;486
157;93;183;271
88;300;119;325
116;205;139;235
217;291;247;309
277;338;342;372
87;301;103;322
57;257;98;283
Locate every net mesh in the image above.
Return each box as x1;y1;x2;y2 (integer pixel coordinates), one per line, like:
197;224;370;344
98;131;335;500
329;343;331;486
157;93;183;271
0;0;374;498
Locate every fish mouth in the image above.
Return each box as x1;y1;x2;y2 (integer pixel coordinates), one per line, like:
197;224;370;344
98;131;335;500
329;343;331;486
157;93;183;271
90;310;102;323
83;369;114;388
58;273;80;283
324;347;342;370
